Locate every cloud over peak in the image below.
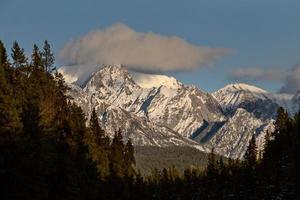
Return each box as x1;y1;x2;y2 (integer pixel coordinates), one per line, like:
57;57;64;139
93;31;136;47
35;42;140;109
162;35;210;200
59;23;231;73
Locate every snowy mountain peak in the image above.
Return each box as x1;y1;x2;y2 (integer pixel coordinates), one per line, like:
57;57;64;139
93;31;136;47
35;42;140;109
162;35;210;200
212;83;269;112
84;64;139;94
216;83;268;94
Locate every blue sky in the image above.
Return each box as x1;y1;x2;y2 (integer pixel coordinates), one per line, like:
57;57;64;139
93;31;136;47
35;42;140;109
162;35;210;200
1;0;300;92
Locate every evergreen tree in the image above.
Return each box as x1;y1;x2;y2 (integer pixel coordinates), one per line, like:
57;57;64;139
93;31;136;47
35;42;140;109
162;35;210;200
206;148;218;177
124;139;136;177
274;107;289;137
54;71;69;99
110;129;125;178
21;98;41;136
263;130;271;156
89;108;104;140
86;108;109;179
0;41;14;84
31;44;43;69
0;40;8;65
11;41;27;68
0;61;21;140
244;134;257;169
51;71;70;136
41;40;55;72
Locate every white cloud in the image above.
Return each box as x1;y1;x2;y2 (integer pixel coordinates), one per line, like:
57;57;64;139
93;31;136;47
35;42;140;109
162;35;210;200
59;23;231;73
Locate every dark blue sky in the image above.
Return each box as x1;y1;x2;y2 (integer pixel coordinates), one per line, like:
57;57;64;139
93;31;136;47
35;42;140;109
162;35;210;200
1;0;300;92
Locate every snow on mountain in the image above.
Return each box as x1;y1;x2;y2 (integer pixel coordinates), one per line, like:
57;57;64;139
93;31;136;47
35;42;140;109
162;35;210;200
66;65;223;152
192;108;273;159
58;64;102;86
131;72;183;89
213;83;268;112
62;65;300;159
80;65;225;138
213;83;283;121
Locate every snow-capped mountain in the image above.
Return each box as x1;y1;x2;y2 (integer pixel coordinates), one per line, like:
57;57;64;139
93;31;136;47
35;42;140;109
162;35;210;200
68;65;225;137
59;65;300;159
213;83;268;111
62;65;225;152
213;83;279;120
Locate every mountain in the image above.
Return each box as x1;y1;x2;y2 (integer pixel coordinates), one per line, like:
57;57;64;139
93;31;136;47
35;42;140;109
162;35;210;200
213;83;280;120
59;65;299;159
66;65;225;138
213;83;269;111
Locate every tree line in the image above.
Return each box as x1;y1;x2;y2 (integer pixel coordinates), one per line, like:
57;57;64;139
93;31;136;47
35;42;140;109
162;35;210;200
0;40;299;199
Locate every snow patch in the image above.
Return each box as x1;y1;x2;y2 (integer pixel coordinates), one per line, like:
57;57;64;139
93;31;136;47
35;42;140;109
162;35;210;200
131;71;183;89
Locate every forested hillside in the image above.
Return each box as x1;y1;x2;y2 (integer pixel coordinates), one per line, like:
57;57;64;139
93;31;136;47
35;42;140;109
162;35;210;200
0;40;299;199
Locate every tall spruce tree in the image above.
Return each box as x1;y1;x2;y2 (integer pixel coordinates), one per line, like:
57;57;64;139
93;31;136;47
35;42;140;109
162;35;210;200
11;41;27;68
244;134;257;169
110;129;125;178
89;108;104;140
206;148;218;177
31;44;43;69
41;40;55;72
0;59;21;140
124;139;136;177
0;40;8;65
86;108;110;179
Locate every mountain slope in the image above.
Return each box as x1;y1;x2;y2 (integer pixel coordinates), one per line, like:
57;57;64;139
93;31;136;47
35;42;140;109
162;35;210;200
193;108;273;159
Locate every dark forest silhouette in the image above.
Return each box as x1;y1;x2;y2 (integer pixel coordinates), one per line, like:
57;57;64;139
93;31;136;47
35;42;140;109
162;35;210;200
0;40;299;199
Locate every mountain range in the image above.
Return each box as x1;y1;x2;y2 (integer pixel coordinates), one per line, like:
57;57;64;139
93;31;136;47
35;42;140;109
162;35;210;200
59;65;299;159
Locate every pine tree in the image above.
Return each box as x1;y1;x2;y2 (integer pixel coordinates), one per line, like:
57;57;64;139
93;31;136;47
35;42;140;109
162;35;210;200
89;108;104;140
0;61;22;141
86;108;109;179
244;134;257;169
206;148;218;177
274;107;289;137
124;139;136;177
11;41;27;68
54;71;69;99
41;40;55;72
110;129;125;178
31;44;43;69
263;130;271;155
0;40;8;65
21;98;41;136
89;108;110;148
